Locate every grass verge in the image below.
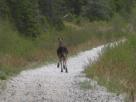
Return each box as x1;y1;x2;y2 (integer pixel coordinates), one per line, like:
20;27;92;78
85;35;136;101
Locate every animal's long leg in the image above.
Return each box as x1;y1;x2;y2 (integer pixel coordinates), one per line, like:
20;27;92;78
65;62;68;73
63;57;68;73
57;56;61;68
61;58;63;72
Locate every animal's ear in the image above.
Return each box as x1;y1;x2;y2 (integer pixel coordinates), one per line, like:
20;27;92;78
58;37;63;41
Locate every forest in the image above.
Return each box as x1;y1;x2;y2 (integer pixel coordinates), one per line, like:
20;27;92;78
0;0;135;37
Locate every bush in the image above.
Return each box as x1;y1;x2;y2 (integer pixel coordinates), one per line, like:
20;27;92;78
7;0;40;37
83;0;114;21
0;71;7;80
0;0;9;18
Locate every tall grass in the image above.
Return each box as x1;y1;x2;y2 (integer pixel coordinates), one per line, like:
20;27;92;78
85;36;136;101
85;7;136;101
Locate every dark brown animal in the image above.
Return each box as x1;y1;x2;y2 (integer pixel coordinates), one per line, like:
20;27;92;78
57;46;68;72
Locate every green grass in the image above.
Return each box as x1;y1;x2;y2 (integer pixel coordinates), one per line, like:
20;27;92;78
0;16;127;80
85;35;136;101
84;8;136;101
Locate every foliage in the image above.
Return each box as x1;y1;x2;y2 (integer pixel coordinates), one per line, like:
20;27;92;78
7;0;40;37
0;0;135;36
113;0;135;15
82;0;115;21
0;0;9;18
39;0;64;29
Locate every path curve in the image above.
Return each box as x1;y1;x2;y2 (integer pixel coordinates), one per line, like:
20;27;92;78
0;42;125;102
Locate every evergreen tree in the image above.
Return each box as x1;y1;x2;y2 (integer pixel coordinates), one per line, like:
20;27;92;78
83;0;114;21
39;0;64;29
64;0;87;15
0;0;9;18
7;0;40;37
113;0;135;15
0;0;135;37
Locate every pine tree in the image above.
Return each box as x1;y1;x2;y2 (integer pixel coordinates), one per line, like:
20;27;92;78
7;0;40;37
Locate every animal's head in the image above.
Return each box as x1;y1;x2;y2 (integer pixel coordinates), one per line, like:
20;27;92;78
58;37;63;42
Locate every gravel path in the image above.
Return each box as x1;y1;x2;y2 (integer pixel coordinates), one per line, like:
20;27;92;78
0;42;125;102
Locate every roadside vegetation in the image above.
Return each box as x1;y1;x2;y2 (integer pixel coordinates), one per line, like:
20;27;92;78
85;6;136;102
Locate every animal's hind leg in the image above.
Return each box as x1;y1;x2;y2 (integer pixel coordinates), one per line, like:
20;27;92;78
63;60;68;73
57;57;61;68
57;59;61;68
61;61;63;72
57;62;60;68
65;67;68;73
